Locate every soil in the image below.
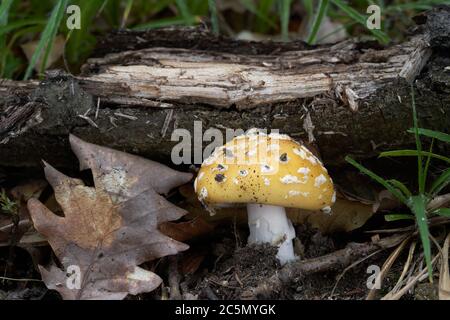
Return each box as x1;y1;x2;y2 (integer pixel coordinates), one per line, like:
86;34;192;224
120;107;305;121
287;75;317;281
171;222;416;300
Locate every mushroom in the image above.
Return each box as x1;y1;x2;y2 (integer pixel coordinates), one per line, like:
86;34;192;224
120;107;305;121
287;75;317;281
194;129;336;265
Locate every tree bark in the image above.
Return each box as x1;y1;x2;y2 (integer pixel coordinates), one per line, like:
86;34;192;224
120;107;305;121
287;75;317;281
0;6;449;171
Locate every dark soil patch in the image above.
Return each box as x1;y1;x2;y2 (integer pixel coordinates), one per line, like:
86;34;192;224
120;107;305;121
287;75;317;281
177;223;399;300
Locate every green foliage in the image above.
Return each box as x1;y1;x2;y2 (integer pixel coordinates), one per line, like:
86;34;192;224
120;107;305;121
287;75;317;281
379;150;450;165
307;0;329;44
0;188;17;216
23;0;69;80
278;0;292;40
346;87;450;279
65;0;106;66
384;213;415;222
208;0;219;35
0;1;446;78
0;0;14;77
407;128;450;144
330;0;389;44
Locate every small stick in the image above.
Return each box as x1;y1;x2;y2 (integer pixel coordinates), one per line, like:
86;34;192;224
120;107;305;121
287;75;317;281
0;276;42;282
77;115;98;128
95;98;100;119
160;109;174;138
114;112;138;121
234;272;244;287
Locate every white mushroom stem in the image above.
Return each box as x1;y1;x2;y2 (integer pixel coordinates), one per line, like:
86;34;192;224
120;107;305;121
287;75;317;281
247;203;296;265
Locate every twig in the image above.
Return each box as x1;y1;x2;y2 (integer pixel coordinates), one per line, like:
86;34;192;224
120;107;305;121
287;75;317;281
0;276;42;282
95;98;100;119
365;236;411;300
391;241;417;294
234;272;244;288
365;216;450;234
77;115;98;128
114;112;138;121
160;109;174;138
382;253;441;300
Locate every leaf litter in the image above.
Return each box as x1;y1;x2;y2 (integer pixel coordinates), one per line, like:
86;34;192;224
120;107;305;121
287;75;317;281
27;135;193;299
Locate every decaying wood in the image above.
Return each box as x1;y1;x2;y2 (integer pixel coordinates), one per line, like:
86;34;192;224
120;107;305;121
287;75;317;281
79;35;430;110
0;6;449;171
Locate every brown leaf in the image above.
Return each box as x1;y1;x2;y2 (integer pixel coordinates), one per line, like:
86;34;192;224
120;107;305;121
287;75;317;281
372;189;402;213
69;134;192;197
180;184;373;233
21;35;65;72
28;135;193;300
159;217;215;242
179;249;207;275
287;193;374;233
10;180;48;204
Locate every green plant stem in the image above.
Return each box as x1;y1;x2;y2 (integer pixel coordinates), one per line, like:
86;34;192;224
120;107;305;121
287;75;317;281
307;0;328;44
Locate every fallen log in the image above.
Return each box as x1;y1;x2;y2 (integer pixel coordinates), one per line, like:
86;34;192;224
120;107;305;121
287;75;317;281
0;6;449;171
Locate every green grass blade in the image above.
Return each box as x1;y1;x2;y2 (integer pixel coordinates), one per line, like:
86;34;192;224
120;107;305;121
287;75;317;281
121;0;133;28
208;0;219;35
345;156;407;204
302;0;314;18
0;0;13;77
379;150;450;164
241;0;277;30
411;88;425;194
407;128;450;144
23;0;69;80
2;24;42;78
384;214;415;222
307;0;328;44
175;0;195;25
433;208;450;217
430;168;450;197
330;0;390;44
422;138;434;192
387;179;412;198
0;18;46;36
409;194;432;279
279;0;292;41
255;0;277;33
0;0;13;23
133;16;189;30
66;0;105;64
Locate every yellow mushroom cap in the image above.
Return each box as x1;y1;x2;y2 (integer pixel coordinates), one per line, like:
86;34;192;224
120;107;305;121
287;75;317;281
194;129;336;211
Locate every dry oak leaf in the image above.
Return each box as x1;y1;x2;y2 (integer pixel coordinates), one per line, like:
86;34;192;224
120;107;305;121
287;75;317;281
27;135;193;300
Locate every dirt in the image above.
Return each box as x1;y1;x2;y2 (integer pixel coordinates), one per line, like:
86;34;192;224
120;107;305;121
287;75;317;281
173;222;405;300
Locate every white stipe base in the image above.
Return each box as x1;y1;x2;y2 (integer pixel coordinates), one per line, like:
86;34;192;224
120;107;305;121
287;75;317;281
247;203;297;265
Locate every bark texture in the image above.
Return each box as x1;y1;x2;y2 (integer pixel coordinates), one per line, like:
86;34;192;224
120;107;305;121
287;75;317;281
0;6;449;172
